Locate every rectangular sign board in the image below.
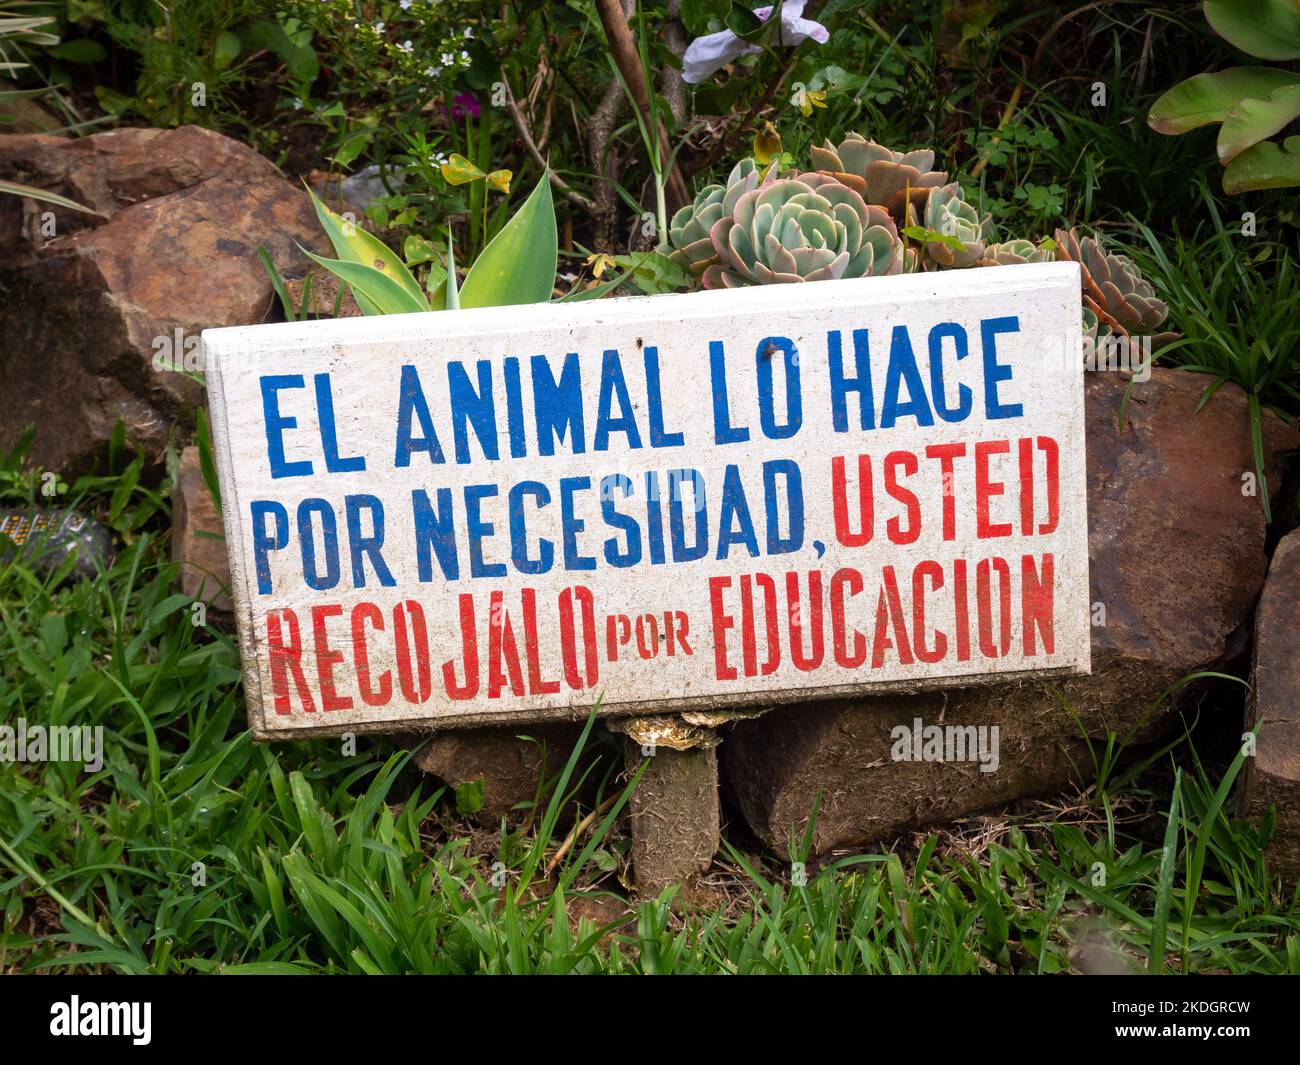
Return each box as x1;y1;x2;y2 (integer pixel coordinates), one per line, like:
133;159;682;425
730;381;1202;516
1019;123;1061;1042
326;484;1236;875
204;262;1089;739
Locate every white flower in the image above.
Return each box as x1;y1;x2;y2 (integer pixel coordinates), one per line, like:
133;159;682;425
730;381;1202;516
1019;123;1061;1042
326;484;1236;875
400;0;413;9
373;21;385;33
463;27;474;39
399;39;413;52
424;65;440;77
682;0;828;85
441;51;455;65
292;97;304;110
459;49;470;62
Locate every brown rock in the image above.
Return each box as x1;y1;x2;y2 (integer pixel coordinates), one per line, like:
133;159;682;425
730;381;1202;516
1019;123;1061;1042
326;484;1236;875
625;741;720;894
1240;529;1300;885
171;446;231;611
723;368;1300;855
411;725;586;823
0;126;326;473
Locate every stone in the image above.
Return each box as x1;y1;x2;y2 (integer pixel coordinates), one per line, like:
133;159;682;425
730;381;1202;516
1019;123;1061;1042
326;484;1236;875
171;446;231;611
1239;528;1300;885
625;740;720;894
410;725;586;824
722;368;1300;855
0;125;326;473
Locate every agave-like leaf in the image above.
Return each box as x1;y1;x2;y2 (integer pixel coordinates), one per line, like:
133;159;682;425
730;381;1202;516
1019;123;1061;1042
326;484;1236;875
299;248;430;316
307;188;427;307
459;173;557;309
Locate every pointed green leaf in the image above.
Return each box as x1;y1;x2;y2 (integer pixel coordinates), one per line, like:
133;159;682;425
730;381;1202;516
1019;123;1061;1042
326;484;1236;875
1223;134;1300;192
445;233;460;310
1205;0;1300;61
306;188;426;305
300;247;430;315
1218;84;1300;162
1148;67;1300;133
459;174;557;309
0;179;95;213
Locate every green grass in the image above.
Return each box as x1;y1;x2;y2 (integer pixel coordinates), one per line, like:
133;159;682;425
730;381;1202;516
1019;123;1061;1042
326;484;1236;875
0;446;1297;974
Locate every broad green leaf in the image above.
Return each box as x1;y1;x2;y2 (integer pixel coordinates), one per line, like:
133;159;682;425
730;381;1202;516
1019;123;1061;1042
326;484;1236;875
240;19;319;81
300;248;430;315
307;188;426;305
1147;67;1300;132
459;174;557;309
0;179;95;213
1205;0;1300;61
402;234;439;265
213;31;242;71
1223;134;1300;192
454;777;485;816
1218;84;1300;161
441;153;486;186
48;39;107;63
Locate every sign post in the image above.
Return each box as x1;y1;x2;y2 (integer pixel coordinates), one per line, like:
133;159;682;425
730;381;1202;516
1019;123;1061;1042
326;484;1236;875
204;262;1088;747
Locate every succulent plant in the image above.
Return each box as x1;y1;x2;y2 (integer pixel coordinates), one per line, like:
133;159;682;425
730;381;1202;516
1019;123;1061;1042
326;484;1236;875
809;133;949;218
1054;227;1176;343
978;238;1056;267
668;159;764;275
702;171;905;288
921;183;994;269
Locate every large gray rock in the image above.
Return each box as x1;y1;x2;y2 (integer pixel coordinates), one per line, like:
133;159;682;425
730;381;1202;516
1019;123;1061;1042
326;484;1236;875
1240;529;1300;885
722;368;1300;855
0;125;325;473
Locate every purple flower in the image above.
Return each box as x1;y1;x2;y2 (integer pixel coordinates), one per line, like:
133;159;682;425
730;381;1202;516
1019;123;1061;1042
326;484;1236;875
449;92;481;120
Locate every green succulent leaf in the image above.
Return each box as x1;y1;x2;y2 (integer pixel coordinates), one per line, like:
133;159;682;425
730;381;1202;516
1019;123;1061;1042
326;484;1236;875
459;173;557;309
1218;84;1300;162
307;188;426;306
1205;0;1300;61
299;248;430;316
1148;67;1300;133
1222;134;1300;192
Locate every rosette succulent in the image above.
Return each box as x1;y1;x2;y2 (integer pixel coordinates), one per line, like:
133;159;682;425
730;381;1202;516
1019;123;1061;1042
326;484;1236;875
1054;227;1176;343
668;159;764;275
921;183;994;268
978;238;1056;267
702;171;905;288
809;133;949;218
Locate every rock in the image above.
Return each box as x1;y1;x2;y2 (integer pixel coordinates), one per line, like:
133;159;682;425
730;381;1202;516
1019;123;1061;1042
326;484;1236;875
0;125;326;473
171;446;231;611
624;740;720;895
411;725;586;823
283;264;363;319
722;368;1300;856
1239;529;1300;885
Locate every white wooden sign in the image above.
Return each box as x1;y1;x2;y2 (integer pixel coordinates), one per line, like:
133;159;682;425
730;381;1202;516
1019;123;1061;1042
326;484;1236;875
204;262;1089;739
